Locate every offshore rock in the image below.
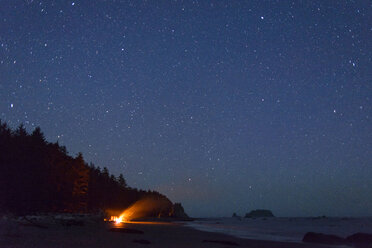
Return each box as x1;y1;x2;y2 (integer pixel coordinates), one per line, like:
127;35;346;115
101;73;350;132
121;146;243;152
244;209;274;218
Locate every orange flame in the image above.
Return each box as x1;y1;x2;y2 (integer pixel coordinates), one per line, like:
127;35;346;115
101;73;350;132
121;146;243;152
109;214;128;224
109;208;137;223
106;196;171;223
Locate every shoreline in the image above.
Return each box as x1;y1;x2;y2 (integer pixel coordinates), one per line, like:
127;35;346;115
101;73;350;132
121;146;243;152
0;218;335;248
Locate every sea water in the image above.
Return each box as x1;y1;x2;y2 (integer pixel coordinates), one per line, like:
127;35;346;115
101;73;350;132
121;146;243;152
185;217;372;242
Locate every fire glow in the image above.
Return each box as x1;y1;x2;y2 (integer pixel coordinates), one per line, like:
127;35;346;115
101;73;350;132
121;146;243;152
105;197;171;224
107;209;135;224
109;215;127;224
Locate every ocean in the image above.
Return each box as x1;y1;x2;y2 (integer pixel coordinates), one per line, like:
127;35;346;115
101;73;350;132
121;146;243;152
185;217;372;243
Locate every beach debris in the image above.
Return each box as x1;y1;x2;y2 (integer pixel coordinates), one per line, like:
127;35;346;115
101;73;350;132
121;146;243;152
1;216;21;237
21;217;49;229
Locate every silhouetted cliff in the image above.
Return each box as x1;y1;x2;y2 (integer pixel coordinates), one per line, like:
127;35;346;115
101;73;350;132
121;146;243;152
0;120;180;218
170;203;189;219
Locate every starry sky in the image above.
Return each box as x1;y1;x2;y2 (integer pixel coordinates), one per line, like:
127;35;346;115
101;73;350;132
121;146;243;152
1;0;371;217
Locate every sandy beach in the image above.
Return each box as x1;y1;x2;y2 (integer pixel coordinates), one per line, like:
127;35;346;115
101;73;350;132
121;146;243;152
0;218;335;248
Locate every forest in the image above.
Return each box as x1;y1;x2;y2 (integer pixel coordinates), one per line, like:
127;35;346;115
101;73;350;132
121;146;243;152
0;120;174;217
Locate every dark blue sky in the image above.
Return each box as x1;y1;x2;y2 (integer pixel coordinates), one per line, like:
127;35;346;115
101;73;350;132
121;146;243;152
1;0;371;217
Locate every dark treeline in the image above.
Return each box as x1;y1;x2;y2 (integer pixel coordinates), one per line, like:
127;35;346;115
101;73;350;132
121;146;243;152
0;120;173;216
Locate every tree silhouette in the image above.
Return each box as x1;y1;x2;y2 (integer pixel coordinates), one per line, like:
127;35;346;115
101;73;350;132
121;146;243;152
0;120;174;216
118;174;127;188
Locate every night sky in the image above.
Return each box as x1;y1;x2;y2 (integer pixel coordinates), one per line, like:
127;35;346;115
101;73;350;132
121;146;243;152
1;0;371;217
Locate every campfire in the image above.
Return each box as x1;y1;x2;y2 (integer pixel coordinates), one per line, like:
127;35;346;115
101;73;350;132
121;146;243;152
104;197;172;224
109;215;127;224
106;208;135;224
106;211;133;224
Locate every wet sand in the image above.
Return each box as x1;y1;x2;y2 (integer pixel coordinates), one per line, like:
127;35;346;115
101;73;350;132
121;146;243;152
0;220;335;248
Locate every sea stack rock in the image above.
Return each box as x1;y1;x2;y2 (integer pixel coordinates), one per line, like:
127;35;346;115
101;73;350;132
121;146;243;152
244;209;274;218
302;232;345;245
346;233;372;245
170;203;189;219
